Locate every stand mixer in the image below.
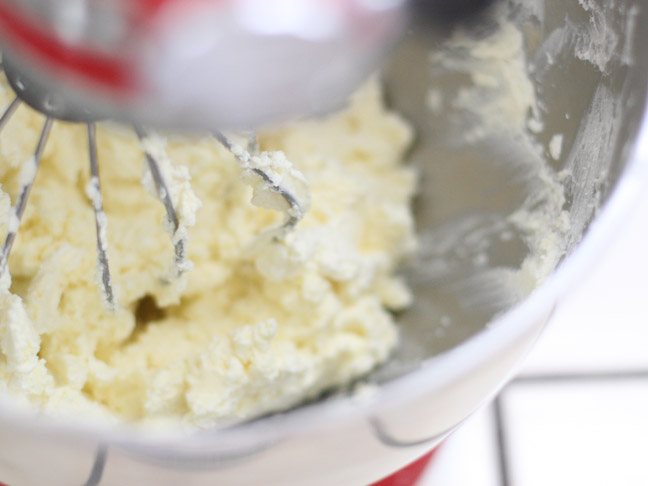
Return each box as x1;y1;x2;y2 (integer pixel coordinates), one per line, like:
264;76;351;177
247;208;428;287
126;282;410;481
0;0;414;308
0;0;645;485
0;0;495;308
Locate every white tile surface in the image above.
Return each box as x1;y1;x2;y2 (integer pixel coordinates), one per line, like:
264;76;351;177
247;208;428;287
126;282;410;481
501;380;648;486
417;406;500;486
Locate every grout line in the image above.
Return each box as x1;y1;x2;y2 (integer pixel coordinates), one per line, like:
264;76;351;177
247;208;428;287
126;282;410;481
513;369;648;384
492;397;511;486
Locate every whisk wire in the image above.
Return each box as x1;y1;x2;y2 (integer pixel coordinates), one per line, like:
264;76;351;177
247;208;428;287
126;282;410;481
0;116;52;277
134;125;186;276
87;123;116;310
0;97;19;132
213;130;301;229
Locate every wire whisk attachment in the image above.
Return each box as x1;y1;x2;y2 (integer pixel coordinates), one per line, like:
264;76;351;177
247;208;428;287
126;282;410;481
0;58;308;310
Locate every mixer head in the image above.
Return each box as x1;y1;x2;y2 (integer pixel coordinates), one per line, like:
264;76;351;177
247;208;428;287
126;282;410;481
0;0;409;131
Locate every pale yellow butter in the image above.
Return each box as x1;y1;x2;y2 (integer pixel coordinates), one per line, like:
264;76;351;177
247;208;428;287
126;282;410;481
0;80;416;428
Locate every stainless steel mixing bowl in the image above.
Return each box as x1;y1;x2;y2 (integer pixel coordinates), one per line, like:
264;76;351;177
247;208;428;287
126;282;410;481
1;0;647;485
